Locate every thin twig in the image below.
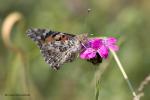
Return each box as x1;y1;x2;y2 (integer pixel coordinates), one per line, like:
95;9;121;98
133;74;150;100
138;74;150;92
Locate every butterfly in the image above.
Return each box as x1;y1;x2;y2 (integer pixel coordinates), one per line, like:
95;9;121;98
26;28;102;70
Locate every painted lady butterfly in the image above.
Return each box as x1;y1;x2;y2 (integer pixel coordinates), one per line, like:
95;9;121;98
26;28;102;70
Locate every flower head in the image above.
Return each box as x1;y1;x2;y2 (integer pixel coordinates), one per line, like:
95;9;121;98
80;37;119;59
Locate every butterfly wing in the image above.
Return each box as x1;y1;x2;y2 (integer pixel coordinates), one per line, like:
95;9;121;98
26;28;81;70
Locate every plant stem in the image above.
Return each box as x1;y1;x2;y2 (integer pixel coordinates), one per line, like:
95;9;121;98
95;80;100;100
110;49;138;100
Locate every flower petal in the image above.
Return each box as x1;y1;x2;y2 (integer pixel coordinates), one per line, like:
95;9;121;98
106;37;117;45
80;48;96;59
108;45;119;51
97;45;109;59
89;38;102;49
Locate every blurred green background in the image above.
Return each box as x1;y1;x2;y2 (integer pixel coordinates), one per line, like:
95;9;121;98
0;0;150;100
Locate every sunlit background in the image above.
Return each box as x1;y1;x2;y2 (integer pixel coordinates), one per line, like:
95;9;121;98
0;0;150;100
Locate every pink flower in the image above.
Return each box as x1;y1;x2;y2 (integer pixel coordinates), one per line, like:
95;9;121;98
80;37;119;59
80;48;96;59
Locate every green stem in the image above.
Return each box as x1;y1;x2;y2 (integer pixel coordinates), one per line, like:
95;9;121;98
110;49;138;100
95;80;100;100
